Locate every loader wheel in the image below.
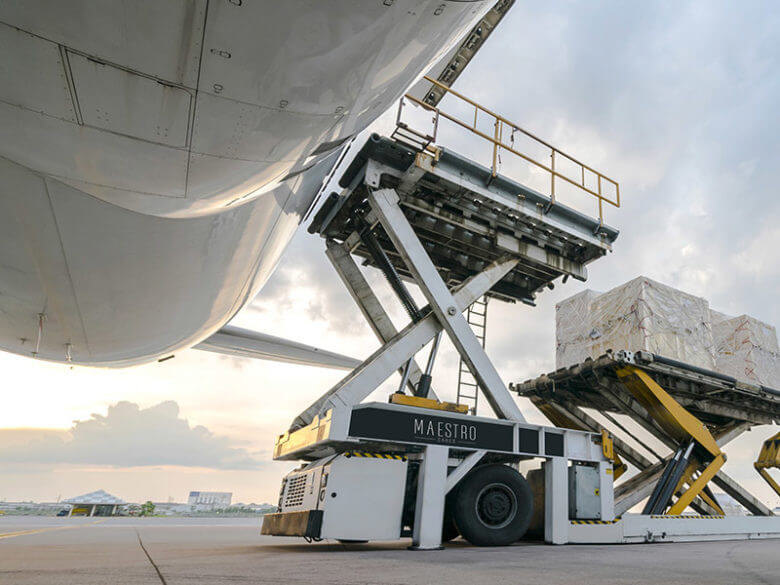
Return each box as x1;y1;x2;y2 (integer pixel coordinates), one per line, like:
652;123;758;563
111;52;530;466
452;464;532;546
442;488;460;542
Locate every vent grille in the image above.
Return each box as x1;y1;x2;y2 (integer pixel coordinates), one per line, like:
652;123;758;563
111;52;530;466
283;474;307;508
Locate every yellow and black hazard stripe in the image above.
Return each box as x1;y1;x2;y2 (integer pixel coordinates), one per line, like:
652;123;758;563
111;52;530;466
570;519;621;525
650;514;725;519
344;451;407;461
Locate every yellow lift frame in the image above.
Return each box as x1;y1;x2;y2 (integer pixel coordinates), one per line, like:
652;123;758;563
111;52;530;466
755;431;780;499
616;366;726;516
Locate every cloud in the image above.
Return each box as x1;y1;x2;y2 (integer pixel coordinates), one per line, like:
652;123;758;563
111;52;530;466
0;401;262;469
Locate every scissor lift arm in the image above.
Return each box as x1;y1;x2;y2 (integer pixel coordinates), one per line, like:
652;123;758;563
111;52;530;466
616;365;726;516
755;431;780;499
515;351;780;517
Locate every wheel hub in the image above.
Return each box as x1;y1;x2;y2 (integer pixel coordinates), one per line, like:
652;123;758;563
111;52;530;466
475;483;517;529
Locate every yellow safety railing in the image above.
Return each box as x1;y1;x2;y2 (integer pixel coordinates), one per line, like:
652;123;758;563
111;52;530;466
399;76;620;225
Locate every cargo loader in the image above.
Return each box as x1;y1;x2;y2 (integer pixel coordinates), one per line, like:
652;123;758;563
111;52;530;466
261;81;780;548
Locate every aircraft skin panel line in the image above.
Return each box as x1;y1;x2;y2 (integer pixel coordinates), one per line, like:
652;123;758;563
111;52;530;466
0;1;502;366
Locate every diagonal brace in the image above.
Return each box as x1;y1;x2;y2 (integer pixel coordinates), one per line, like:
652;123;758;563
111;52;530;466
325;239;435;398
290;255;519;430
368;188;525;422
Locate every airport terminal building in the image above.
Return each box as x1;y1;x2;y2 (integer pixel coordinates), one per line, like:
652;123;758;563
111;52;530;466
187;491;232;511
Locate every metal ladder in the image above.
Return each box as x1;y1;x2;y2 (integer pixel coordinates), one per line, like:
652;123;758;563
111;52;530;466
456;296;488;414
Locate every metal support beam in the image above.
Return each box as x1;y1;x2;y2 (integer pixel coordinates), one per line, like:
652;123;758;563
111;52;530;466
368;188;525;422
614;460;666;516
613;454;721;517
534;382;762;517
711;470;774;516
445;451;486;493
410;445;449;550
755;431;780;503
544;457;568;544
592;376;766;513
291;256;519;430
592;375;675;448
325;239;435;398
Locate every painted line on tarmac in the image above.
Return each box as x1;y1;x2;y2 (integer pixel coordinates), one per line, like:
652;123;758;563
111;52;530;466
0;519;106;540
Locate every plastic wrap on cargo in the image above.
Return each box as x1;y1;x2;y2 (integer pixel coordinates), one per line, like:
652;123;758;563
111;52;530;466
555;276;780;387
556;276;715;370
590;277;716;369
712;314;780;387
555;290;601;369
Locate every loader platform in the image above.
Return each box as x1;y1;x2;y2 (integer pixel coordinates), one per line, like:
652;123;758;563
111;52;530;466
310;134;619;305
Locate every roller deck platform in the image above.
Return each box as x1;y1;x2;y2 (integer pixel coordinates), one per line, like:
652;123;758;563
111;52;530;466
310;135;619;305
515;350;780;518
515;350;780;427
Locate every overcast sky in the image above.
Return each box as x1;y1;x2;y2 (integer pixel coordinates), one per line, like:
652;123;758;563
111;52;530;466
2;2;779;508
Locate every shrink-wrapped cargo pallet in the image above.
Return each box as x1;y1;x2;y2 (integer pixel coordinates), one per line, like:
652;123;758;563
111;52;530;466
555;276;715;370
555;276;779;388
712;313;780;388
555;289;602;370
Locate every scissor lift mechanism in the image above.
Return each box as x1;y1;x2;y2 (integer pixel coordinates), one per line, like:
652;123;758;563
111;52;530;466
263;136;620;548
515;350;780;523
263;135;780;547
756;431;780;499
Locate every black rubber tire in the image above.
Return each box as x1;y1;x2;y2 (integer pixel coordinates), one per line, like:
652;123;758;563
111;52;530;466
441;488;461;542
452;464;533;546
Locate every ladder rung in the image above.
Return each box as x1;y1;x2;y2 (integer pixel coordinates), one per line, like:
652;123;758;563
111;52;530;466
394;124;434;141
457;297;487;414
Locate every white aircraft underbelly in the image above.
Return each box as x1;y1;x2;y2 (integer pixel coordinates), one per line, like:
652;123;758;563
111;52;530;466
0;0;492;366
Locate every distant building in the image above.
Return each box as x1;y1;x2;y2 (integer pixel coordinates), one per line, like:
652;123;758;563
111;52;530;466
153;502;192;516
187;491;232;510
63;490;125;517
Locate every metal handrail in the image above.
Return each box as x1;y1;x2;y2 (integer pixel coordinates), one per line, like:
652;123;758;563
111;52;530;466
399;76;620;224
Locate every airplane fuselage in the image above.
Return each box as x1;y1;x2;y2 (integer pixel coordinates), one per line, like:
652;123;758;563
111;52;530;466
0;0;492;366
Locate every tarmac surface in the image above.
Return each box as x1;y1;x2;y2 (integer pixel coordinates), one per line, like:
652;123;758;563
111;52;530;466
0;516;777;585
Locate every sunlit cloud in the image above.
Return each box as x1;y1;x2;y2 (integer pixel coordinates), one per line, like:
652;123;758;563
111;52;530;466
0;401;263;470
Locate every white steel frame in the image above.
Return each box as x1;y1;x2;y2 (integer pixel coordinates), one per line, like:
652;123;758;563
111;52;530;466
282;185;616;548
